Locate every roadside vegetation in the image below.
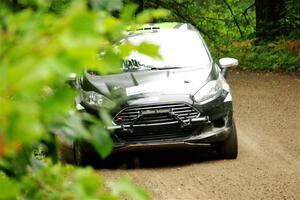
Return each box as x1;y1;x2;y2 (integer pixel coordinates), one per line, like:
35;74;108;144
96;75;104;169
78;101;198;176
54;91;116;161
0;0;299;199
0;0;168;199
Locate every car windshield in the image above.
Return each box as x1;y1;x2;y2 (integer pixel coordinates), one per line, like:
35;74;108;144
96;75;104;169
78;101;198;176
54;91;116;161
121;30;211;72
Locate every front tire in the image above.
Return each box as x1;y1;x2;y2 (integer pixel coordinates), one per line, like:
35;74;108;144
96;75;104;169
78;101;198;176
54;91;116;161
74;140;89;166
215;120;238;159
56;135;76;164
56;137;90;166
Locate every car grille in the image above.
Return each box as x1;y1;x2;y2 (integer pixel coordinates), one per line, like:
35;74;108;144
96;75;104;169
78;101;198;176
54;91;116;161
113;103;200;126
115;126;197;142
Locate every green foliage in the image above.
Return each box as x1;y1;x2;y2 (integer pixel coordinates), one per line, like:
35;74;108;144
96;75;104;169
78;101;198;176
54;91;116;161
0;0;169;199
136;42;162;59
0;173;20;199
213;39;300;72
1;165;149;200
49;0;72;13
137;0;256;41
90;0;124;12
280;0;300;39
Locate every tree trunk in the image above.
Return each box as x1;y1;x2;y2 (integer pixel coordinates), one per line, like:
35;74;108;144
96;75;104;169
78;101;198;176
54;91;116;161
255;0;286;40
136;0;144;13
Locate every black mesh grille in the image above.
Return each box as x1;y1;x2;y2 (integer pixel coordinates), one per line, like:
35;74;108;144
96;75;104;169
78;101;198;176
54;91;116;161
113;103;200;126
115;126;196;142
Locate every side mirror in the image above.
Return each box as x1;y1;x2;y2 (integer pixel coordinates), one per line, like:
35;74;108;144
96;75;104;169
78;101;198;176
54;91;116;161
219;58;239;68
66;73;78;88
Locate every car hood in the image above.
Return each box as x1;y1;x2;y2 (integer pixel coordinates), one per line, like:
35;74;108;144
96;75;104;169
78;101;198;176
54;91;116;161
82;64;213;104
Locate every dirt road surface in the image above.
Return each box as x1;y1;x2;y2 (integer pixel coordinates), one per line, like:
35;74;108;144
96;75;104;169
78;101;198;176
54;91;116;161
100;70;300;200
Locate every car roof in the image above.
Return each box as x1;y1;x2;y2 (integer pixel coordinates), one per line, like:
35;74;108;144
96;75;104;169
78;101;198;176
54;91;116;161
125;22;198;35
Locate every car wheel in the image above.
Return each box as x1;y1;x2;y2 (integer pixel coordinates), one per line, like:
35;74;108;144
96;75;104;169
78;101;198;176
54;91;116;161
215;119;238;159
56;135;76;164
74;140;89;166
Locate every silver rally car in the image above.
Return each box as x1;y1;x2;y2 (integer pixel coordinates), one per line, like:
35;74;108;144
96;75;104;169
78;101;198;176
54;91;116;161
59;22;239;165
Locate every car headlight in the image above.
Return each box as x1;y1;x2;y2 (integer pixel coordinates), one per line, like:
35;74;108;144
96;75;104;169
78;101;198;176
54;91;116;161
193;79;223;103
80;91;104;107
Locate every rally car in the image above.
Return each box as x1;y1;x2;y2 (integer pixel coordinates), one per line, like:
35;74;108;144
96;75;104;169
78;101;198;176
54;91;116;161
58;22;238;165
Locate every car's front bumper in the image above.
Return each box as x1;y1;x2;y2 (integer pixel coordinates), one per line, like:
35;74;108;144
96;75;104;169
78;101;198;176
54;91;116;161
111;125;232;150
108;106;232;150
78;114;232;154
78;90;234;152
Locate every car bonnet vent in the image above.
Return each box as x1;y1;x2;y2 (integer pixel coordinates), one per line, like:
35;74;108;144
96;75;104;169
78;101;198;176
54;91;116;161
135;26;160;31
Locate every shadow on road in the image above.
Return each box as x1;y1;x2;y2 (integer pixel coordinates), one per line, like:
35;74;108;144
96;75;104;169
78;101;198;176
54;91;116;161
86;146;219;169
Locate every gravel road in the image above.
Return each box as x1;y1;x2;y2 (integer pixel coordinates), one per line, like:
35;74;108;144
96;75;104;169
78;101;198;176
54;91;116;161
100;70;300;200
